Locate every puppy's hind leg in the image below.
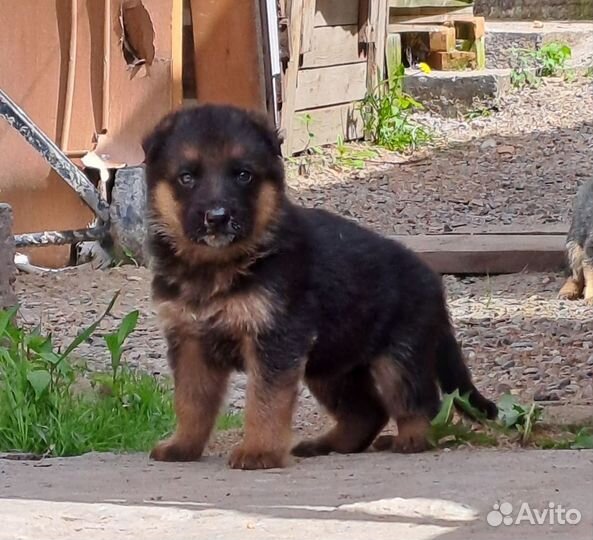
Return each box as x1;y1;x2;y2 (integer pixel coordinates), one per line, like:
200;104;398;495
582;238;593;305
292;366;389;457
371;355;440;454
559;240;585;300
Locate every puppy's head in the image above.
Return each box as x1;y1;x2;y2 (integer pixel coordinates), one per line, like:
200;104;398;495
143;105;284;259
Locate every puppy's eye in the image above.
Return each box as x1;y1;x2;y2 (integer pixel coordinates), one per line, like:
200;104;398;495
235;170;252;185
178;172;195;188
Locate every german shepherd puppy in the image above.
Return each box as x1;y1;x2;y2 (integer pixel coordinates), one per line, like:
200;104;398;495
559;179;593;305
143;105;497;470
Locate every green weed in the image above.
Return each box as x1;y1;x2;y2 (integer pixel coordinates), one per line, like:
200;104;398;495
429;391;591;450
334;136;379;169
0;297;242;457
359;72;431;152
511;42;572;88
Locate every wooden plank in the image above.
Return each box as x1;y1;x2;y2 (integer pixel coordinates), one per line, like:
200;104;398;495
474;35;486;69
390;0;474;8
291;103;364;152
375;0;389;81
301;25;366;68
447;224;568;235
386;33;402;87
314;0;360;27
429;26;456;51
171;0;184;107
455;16;485;39
428;50;476;70
295;63;368;110
389;23;450;33
391;234;566;275
390;5;473;23
280;0;305;155
301;0;316;53
190;0;267;111
366;0;388;89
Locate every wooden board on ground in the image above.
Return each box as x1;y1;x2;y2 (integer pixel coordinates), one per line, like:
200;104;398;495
301;25;366;68
295;62;367;110
291;102;364;152
314;0;360;27
445;224;569;236
391;234;566;274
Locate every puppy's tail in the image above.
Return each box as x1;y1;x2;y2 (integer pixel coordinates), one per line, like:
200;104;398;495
435;329;498;420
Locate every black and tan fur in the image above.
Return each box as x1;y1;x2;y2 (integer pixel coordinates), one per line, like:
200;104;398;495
143;104;497;470
559;180;593;305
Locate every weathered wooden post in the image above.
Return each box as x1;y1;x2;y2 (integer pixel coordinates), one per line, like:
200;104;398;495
0;204;17;309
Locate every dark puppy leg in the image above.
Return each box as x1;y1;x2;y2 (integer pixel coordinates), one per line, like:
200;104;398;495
292;366;389;457
371;356;440;454
559;240;585;300
151;336;230;461
229;338;302;470
583;238;593;305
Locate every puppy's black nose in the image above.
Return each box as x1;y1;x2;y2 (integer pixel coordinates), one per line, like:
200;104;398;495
204;207;230;228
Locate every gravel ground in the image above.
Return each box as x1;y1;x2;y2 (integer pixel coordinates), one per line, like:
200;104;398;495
287;77;593;234
12;76;593;433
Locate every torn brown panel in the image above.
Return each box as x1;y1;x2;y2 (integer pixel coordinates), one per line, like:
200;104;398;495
93;0;180;166
190;0;267;111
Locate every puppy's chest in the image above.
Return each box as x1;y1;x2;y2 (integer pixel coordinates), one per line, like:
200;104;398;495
155;278;276;337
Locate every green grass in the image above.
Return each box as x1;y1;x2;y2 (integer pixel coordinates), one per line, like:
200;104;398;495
510;42;572;88
0;297;242;457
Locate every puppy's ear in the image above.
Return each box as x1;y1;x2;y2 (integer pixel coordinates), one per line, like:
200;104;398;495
142;111;178;163
247;110;283;157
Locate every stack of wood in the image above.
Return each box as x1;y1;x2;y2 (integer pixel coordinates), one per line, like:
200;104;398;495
388;0;486;71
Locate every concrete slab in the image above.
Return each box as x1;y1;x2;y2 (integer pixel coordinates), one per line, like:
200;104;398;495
403;69;511;116
1;449;592;539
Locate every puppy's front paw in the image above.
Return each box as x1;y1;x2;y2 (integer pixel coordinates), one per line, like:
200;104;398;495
150;438;203;462
228;445;287;470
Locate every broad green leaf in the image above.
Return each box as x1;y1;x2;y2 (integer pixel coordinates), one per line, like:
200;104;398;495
26;370;51;400
432;391;458;427
571;429;593;450
0;306;18;336
116;310;139;345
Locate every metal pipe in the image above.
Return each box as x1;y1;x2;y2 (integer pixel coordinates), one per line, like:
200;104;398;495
14;226;107;248
0;88;110;223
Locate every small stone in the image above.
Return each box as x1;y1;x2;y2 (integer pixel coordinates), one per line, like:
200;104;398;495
497;145;515;155
480;138;497;150
496;383;512;394
533;20;544;29
557;377;571;389
523;367;539;375
564;384;579;394
511;341;534;349
534;387;560;401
